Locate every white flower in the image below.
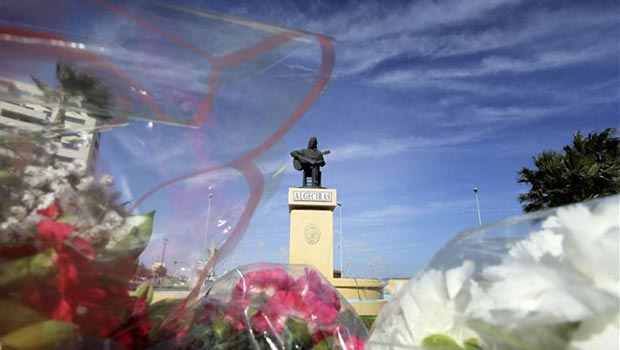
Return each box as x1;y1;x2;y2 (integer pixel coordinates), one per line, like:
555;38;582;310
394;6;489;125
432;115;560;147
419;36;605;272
569;312;619;350
0;217;19;232
475;256;605;325
87;225;108;245
99;174;114;187
368;260;481;349
37;192;56;209
21;190;38;207
23;166;47;188
102;210;124;230
72;160;87;177
76;176;94;191
469;196;619;349
9;206;27;220
49;180;72;195
507;228;563;261
553;199;619;297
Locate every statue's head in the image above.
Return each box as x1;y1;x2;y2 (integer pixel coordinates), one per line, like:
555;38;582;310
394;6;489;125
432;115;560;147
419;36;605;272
308;137;318;149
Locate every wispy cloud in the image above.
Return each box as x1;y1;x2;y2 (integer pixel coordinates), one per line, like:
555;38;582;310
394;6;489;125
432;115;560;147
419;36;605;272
330;128;493;162
272;0;617;79
346;200;474;226
372;41;616;85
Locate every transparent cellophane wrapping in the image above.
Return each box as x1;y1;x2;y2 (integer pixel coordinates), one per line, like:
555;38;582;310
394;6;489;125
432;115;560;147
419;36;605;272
367;196;619;350
0;2;360;349
148;264;367;350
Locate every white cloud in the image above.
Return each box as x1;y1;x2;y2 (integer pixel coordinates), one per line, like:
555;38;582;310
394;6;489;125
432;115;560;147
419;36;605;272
329;128;493;162
268;1;619;90
346;200;474;226
372;41;616;86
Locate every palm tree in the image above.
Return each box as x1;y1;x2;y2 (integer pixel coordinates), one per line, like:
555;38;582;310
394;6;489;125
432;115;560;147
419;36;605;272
518;128;620;212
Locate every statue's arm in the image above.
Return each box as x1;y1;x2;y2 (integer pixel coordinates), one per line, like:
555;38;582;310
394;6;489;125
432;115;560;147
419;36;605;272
317;154;325;167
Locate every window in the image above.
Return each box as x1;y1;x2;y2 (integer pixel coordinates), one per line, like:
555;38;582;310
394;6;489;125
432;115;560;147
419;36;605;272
64;115;86;125
55;155;74;163
61;142;81;151
0;109;46;125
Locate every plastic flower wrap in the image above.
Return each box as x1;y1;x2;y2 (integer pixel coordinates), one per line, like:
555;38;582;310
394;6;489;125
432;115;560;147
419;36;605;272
368;196;619;350
0;1;339;349
148;264;367;350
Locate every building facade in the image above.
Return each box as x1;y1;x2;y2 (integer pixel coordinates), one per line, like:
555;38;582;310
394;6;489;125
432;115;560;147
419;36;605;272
0;78;101;170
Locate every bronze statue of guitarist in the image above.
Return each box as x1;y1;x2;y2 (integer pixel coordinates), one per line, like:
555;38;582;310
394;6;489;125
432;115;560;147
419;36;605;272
290;137;330;188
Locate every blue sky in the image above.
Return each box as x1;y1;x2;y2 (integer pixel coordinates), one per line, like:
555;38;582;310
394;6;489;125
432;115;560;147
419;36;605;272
5;0;616;280
182;0;619;278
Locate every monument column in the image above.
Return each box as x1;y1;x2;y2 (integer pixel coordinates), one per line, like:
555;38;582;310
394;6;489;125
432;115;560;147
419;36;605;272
288;187;337;279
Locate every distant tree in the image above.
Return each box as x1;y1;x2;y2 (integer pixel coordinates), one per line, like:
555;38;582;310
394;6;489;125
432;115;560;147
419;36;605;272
517;128;620;212
31;61;112;125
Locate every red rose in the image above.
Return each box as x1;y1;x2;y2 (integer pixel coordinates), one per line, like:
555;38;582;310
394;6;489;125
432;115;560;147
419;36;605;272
37;218;73;243
37;201;62;218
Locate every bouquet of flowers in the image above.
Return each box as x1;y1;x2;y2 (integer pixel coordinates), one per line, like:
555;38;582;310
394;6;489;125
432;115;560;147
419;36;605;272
150;264;367;350
0;135;157;349
0;135;368;350
367;196;619;350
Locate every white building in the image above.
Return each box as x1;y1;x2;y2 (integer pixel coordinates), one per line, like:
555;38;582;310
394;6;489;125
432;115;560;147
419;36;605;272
0;78;101;170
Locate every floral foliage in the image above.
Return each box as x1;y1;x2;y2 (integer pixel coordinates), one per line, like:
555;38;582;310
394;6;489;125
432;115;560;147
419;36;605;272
368;196;619;350
165;265;367;350
0;137;156;349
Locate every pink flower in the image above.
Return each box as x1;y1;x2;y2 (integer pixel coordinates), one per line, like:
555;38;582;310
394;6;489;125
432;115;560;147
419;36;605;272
333;327;365;350
252;287;340;335
233;268;295;300
295;268;341;313
304;289;340;325
252;290;310;333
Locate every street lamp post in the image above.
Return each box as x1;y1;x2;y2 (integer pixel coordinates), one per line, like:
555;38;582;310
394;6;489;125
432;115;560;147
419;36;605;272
337;202;343;278
159;238;169;286
473;186;482;226
203;193;213;262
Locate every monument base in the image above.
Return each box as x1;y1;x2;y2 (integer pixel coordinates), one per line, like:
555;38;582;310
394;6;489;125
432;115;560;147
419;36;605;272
288;188;337;279
288;187;387;317
332;278;386;316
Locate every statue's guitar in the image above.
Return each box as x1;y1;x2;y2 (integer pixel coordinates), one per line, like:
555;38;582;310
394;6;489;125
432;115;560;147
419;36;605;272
293;150;330;171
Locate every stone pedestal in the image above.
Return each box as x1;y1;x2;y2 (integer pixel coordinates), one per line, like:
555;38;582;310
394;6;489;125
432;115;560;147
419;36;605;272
288;188;337;280
288;187;387;317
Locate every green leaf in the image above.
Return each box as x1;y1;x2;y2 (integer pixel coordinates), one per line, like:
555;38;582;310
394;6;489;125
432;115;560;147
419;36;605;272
0;320;76;350
106;211;155;254
213;317;230;340
56;213;77;225
0;251;55;291
421;334;463;349
0;170;18;187
311;339;331;350
147;298;183;335
464;338;483;350
285;318;313;349
0;301;47;335
131;281;154;304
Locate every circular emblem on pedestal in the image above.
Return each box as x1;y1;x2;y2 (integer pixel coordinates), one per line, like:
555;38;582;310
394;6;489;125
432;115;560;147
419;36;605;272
304;222;321;245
